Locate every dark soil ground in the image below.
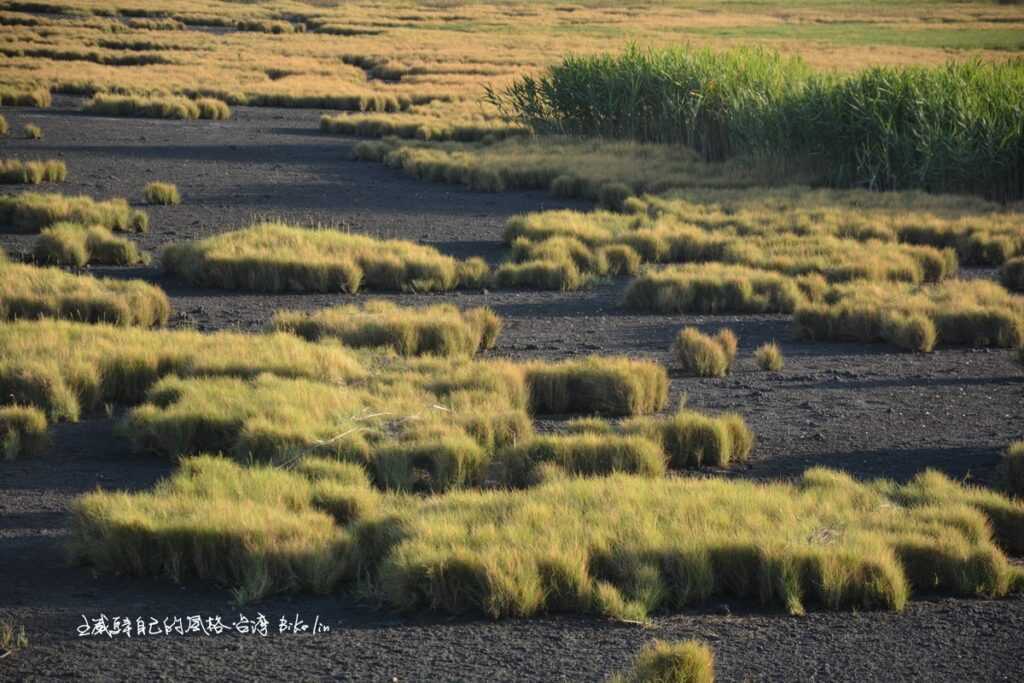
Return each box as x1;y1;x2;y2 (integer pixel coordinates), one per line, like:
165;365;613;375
1;98;1023;682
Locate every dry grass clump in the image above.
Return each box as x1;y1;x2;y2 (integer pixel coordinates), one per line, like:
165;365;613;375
795;279;1024;352
84;93;231;120
0;115;7;136
72;464;1024;614
624;264;821;314
612;640;715;683
34;223;146;266
673;328;737;378
0;622;29;657
23;123;42;140
492;434;667;486
0;159;65;184
523;356;668;417
1001;257;1024;292
620;409;754;469
162;222;485;293
0;319;365;421
321;112;529;142
0;192;148;234
143;181;180;205
0;85;50;108
1005;441;1024;498
494;258;585;291
0;405;48;460
754;341;784;371
0;262;169;328
272;301;500;357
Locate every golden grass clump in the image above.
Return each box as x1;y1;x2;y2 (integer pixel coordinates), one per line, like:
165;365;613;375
495;258;584;291
0;192;148;234
321;112;529;142
23;123;42;140
1005;441;1024;498
0;262;170;328
0;405;48;460
673;327;737;378
523;356;669;417
0;159;66;184
0;85;50;108
163;222;486;293
72;463;1024;615
754;341;784;371
34;222;147;266
622;409;754;469
492;434;667;486
795;279;1024;352
624;264;820;314
0;319;365;421
613;640;715;683
144;181;180;205
1001;257;1024;292
84;93;231;120
272;300;501;357
0;115;7;136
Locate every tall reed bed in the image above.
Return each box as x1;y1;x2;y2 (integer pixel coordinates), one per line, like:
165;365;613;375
492;47;1024;200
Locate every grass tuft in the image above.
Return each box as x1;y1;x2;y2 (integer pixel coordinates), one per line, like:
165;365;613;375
144;181;181;205
34;223;147;266
613;640;715;683
524;357;668;417
754;341;784;371
0;405;48;460
23;123;42;140
0;159;66;184
272;301;500;356
0;192;147;234
673;327;737;378
492;434;667;486
84;93;231;120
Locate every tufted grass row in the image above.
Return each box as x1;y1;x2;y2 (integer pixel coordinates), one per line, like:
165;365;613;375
0;84;51;108
272;301;501;357
0;262;169;329
71;459;1024;616
34;222;147;266
0;192;148;233
321;112;529;143
163;222;490;293
0;159;66;184
83;93;231;120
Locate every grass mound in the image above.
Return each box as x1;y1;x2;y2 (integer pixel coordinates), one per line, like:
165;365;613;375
72;463;1024;616
0;405;48;460
162;222;486;293
623;264;820;314
755;341;784;371
0;192;148;234
144;181;180;205
0;159;66;184
23;123;42;140
613;640;715;683
0;85;50;108
492;434;667;486
673;328;737;378
523;357;668;417
84;93;231;120
34;223;147;266
0;320;365;421
272;301;500;356
0;262;169;328
795;279;1024;352
620;410;754;469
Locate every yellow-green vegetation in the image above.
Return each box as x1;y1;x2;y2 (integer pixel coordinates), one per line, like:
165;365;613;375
755;341;785;371
623;264;821;315
0;192;148;234
0;159;66;184
0;622;29;656
272;301;501;357
612;640;715;683
0;405;48;460
143;181;180;205
321;111;528;142
621;409;755;469
523;357;668;417
34;223;147;266
0;262;170;328
84;93;231;120
23;123;42;139
0;84;50;108
71;462;1024;616
1001;257;1024;292
795;279;1024;352
1005;441;1024;498
505;203;958;290
0;114;7;136
162;222;489;293
0;319;365;421
673;328;737;378
492;434;668;487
